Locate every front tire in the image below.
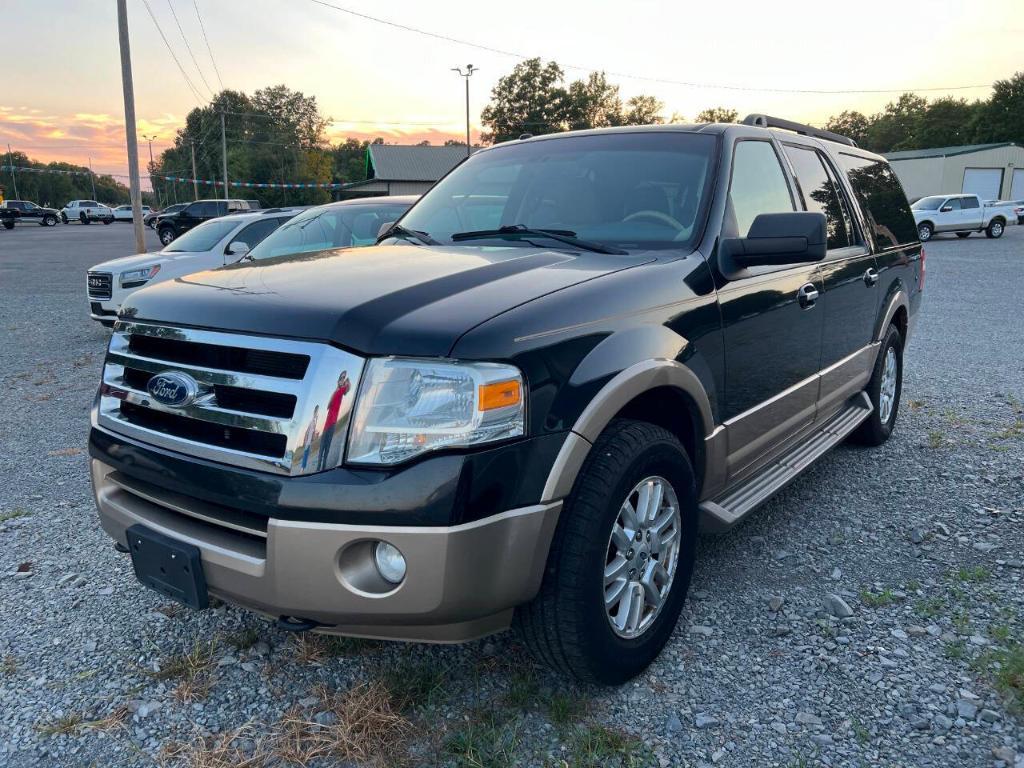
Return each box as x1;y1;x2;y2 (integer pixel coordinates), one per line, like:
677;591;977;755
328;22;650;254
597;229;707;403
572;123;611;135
2;220;13;230
43;214;57;227
515;419;698;685
917;222;933;242
851;324;903;446
986;219;1005;238
102;217;113;225
80;213;90;225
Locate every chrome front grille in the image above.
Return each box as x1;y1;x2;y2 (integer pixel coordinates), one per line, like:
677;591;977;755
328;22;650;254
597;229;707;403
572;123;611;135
95;322;365;476
87;272;112;299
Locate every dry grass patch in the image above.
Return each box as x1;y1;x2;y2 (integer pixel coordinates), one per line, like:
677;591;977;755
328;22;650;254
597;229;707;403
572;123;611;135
150;639;218;702
1;654;15;675
160;723;267;768
288;632;376;664
36;706;128;738
274;682;412;766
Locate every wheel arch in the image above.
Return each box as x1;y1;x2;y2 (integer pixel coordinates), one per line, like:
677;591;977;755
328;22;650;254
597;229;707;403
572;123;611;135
541;357;717;504
874;285;910;343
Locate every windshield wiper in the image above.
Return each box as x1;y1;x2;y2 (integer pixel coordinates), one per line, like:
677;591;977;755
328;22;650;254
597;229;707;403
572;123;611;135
450;225;627;255
377;223;438;245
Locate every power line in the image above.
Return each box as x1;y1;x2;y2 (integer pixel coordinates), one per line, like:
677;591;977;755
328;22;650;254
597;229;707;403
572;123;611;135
166;0;214;97
141;0;206;104
192;0;224;91
304;0;993;95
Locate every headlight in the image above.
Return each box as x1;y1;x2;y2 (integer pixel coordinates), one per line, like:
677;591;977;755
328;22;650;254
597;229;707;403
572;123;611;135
120;264;160;288
346;357;525;465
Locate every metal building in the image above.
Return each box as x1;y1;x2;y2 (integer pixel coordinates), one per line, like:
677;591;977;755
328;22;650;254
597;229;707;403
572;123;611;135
341;144;473;198
885;142;1024;202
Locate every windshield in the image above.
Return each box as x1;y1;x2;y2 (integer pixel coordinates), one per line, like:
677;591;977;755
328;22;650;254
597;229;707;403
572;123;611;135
398;132;716;252
249;202;413;259
163;218;239;253
911;196;946;210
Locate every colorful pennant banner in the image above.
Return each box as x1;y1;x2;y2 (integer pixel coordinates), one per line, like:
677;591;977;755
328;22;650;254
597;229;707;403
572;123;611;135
1;165;345;189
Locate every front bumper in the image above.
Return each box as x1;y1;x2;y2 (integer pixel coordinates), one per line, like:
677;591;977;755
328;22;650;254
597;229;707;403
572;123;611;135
92;457;562;642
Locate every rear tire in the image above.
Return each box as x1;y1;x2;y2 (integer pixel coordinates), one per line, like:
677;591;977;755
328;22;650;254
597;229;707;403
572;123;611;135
102;217;113;225
985;219;1005;239
2;220;13;230
850;324;903;447
515;419;698;685
917;222;933;242
158;226;175;245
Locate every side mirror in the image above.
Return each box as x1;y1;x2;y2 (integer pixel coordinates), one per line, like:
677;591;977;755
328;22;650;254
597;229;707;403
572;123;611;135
377;220;396;239
722;212;827;268
227;240;250;258
939;205;953;212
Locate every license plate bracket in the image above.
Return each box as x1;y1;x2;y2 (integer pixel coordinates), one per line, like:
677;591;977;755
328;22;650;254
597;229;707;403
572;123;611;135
126;524;209;609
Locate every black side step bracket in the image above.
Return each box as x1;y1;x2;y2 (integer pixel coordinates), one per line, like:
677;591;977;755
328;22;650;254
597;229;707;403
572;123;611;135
699;392;872;531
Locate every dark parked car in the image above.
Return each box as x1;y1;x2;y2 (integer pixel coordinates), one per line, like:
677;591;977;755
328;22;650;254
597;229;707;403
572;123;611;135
145;203;185;229
0;199;60;226
156;198;258;245
90;116;923;684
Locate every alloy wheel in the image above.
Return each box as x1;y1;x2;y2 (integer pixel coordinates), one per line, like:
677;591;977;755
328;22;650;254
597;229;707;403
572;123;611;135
879;346;898;423
604;476;682;639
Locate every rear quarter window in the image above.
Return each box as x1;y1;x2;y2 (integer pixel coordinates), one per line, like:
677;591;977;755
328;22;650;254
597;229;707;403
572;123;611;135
838;154;917;249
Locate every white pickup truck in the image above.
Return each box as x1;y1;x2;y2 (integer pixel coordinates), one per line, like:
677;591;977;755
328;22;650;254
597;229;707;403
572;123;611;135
62;200;115;225
911;193;1016;241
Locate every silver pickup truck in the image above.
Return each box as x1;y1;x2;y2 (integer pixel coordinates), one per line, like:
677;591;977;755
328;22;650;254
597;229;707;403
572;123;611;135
911;193;1016;241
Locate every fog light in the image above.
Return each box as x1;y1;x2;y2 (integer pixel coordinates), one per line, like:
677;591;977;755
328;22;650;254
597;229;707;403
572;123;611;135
373;541;407;584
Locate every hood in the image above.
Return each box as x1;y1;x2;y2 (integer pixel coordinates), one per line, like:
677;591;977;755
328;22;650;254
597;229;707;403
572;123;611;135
121;244;654;357
90;250;210;273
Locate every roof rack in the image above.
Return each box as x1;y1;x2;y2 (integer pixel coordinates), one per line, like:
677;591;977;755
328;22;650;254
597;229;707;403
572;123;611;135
742;114;857;147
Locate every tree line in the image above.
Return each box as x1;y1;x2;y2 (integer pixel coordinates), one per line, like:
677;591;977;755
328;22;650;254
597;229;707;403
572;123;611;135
6;70;1022;208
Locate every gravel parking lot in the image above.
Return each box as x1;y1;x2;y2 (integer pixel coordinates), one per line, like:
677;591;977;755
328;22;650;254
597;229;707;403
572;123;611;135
1;222;1021;768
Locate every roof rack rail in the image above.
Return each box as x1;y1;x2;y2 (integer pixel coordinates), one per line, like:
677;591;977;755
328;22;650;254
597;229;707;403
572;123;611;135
742;114;857;147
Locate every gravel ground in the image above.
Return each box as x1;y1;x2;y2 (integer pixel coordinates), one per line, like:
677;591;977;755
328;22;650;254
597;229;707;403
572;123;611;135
0;223;1021;768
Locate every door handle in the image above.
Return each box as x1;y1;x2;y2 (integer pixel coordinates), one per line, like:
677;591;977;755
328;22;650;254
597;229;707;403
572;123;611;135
864;268;879;287
798;282;819;308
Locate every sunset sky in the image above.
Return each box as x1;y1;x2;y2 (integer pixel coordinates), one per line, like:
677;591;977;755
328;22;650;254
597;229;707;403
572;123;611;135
3;0;1022;182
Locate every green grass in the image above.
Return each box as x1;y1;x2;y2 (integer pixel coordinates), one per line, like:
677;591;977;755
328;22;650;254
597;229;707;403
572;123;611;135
974;643;1024;714
505;668;540;710
1;654;15;676
927;431;944;449
859;589;896;608
852;719;870;744
989;624;1012;643
379;659;448;712
547;691;588;726
915;596;945;618
955;566;992;583
905;579;921;592
0;509;28;523
223;627;260;651
993;420;1024;440
944;640;967;660
444;707;521;768
36;713;85;737
567;725;652;768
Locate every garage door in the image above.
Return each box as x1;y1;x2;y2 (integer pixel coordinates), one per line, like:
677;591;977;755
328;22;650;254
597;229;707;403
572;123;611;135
962;168;1003;201
1011;168;1024;200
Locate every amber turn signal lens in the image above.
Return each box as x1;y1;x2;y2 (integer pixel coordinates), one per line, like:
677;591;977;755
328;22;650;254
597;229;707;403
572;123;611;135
478;380;522;411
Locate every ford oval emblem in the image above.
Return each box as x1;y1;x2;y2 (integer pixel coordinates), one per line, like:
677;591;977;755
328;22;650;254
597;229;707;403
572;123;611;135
147;371;199;407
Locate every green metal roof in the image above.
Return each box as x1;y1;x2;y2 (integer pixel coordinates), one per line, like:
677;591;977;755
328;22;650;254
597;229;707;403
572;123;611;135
885;142;1020;161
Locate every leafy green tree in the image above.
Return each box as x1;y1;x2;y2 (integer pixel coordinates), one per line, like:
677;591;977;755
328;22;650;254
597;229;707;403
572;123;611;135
862;93;927;152
914;97;981;148
564;71;623;130
969;72;1024;145
694;107;738;124
824;111;871;146
622;95;665;126
480;58;568;143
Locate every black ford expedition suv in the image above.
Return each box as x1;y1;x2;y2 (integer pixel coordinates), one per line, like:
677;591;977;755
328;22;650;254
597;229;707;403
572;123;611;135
90;116;923;684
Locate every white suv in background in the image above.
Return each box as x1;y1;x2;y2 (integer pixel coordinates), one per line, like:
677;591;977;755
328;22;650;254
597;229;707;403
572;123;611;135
62;200;114;225
86;208;301;325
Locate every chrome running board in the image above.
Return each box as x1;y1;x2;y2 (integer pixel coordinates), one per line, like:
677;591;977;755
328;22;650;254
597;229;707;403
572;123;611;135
700;392;873;532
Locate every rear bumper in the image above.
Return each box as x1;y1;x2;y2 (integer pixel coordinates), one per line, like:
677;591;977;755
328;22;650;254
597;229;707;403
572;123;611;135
92;458;561;642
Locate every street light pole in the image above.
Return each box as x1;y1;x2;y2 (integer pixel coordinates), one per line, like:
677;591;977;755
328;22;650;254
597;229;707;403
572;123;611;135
142;133;158;207
451;64;477;156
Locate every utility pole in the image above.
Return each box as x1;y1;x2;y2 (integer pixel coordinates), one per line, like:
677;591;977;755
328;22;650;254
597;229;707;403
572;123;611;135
116;0;146;253
451;64;477;156
88;157;98;200
190;140;199;200
220;111;229;200
142;133;158;207
6;144;18;198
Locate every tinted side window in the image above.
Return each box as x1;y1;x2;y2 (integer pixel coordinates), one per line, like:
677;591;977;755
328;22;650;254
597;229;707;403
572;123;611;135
727;141;794;237
838;154;917;248
84;201;98;207
944;198;961;211
783;145;851;250
233;218;283;249
960;196;979;209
